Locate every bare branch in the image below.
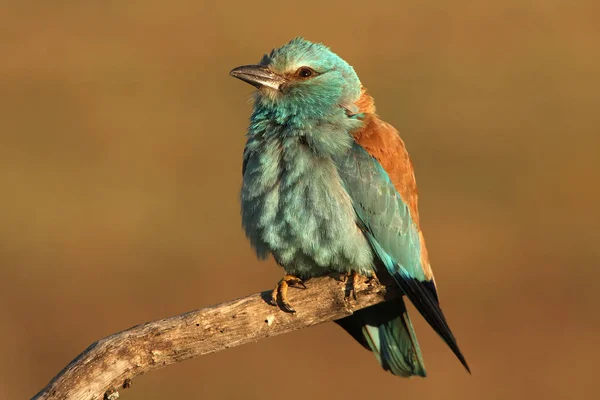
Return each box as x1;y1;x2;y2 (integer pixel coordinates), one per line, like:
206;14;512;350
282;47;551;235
32;274;397;400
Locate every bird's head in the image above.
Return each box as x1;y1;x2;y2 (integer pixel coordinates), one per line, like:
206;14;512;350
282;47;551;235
230;38;362;125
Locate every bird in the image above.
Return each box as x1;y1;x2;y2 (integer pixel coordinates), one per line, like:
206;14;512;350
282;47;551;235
230;37;469;377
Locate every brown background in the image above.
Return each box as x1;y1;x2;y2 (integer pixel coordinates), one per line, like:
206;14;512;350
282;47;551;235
2;1;599;399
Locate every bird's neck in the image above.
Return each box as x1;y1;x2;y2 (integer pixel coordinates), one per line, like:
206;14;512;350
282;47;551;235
249;102;363;158
251;98;338;129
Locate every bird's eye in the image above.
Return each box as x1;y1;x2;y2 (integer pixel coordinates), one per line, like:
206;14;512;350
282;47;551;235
296;67;316;79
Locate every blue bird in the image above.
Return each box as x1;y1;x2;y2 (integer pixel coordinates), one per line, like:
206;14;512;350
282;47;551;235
230;37;469;377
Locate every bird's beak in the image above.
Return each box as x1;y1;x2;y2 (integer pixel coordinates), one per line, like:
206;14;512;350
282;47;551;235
229;65;287;91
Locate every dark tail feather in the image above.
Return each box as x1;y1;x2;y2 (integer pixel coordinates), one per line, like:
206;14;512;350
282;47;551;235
393;269;471;373
335;298;427;377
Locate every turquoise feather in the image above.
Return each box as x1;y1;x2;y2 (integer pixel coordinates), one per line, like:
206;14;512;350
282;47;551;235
234;37;469;377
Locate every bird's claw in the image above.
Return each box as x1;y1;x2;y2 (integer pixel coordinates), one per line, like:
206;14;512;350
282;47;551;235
365;275;378;285
341;271;361;301
271;274;306;313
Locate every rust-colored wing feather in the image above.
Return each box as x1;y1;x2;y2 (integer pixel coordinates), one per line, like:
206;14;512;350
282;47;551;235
352;88;433;282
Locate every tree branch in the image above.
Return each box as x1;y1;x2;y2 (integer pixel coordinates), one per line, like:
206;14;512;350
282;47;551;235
32;274;397;400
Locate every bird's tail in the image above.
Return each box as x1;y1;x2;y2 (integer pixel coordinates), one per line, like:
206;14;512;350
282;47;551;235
335;297;427;377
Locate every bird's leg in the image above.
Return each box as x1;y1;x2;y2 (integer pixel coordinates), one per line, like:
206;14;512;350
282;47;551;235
350;270;360;301
271;274;306;313
340;270;361;301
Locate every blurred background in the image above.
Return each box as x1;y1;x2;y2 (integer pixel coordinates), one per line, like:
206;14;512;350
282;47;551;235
2;1;599;399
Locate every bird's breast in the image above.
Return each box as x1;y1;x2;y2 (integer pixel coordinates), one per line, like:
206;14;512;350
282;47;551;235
241;137;373;278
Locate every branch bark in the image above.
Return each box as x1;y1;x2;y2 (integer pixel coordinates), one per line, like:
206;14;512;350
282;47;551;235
32;274;398;400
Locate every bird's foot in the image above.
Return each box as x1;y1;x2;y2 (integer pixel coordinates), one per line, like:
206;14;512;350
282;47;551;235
271;274;306;313
340;270;361;301
365;275;378;285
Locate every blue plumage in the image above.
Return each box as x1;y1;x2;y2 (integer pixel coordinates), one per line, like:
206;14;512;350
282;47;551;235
336;143;469;373
231;37;469;377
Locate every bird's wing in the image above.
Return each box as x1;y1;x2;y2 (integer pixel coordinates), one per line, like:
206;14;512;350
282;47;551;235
335;142;470;372
352;90;434;282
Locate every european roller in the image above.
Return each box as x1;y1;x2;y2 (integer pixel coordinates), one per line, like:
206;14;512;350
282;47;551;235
230;37;469;377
